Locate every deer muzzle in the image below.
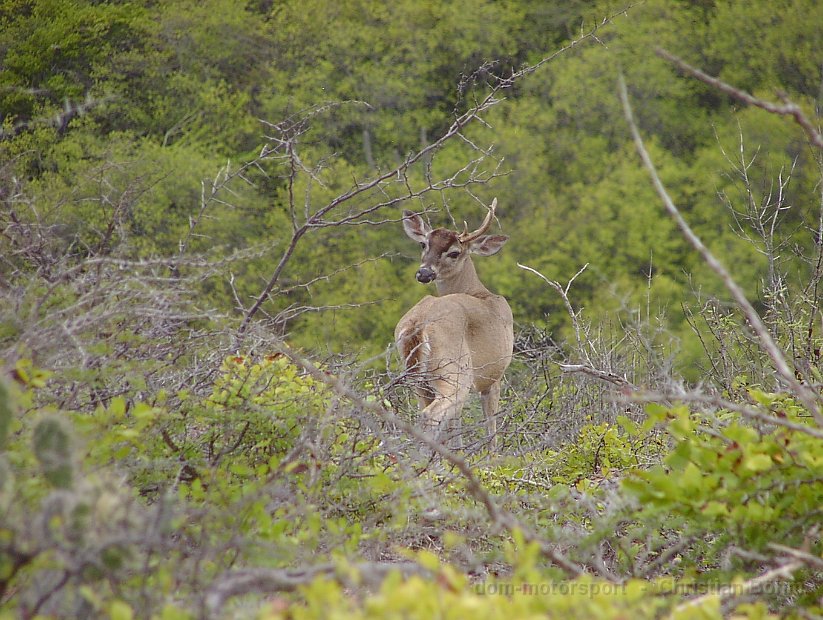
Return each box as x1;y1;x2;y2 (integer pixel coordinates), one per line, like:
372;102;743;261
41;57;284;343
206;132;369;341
416;267;436;283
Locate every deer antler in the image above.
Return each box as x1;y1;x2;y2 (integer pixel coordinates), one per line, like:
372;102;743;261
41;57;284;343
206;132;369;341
458;198;497;244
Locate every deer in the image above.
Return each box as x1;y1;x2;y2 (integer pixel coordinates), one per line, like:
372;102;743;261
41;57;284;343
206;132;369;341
395;199;513;450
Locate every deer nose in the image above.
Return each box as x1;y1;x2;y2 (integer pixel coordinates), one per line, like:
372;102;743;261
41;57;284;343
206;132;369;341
416;267;436;283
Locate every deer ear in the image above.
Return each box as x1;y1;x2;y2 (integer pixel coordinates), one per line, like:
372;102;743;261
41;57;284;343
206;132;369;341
402;210;431;243
469;234;508;256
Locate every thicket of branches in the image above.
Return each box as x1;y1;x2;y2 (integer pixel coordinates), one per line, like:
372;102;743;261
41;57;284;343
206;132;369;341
1;1;822;618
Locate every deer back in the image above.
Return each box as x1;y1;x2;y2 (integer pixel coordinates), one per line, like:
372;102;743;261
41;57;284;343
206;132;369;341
395;200;513;392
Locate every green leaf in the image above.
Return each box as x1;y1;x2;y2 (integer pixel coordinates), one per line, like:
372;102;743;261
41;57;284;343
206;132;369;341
131;402;157;422
742;454;773;473
32;416;73;489
414;549;441;572
109;600;134;620
701;501;729;517
0;380;11;450
109;397;127;419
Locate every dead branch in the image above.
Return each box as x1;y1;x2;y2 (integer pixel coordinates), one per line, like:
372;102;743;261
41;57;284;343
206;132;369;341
559;363;635;389
618;72;823;425
270;341;590;581
518;262;590;361
656;48;823;150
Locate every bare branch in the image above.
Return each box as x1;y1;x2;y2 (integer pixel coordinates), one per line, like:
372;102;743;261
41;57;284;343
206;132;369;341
673;561;803;613
271;342;589;580
518;262;589;358
618;72;822;425
656;48;823;149
559;363;635;389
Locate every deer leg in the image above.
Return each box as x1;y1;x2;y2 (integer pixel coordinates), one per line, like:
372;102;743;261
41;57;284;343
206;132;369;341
420;359;472;446
414;385;435;410
480;381;501;452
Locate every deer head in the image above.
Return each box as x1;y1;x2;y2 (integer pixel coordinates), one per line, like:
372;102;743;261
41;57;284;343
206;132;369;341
402;198;508;286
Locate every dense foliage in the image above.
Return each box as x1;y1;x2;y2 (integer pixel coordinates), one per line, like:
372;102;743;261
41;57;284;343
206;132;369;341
1;0;821;618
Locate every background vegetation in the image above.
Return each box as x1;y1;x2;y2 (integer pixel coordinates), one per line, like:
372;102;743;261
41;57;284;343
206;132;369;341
1;0;821;618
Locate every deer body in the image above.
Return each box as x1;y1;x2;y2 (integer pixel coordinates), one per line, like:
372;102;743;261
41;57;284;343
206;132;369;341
395;200;513;448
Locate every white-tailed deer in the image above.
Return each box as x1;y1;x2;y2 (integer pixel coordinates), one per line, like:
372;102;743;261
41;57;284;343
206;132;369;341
395;199;513;449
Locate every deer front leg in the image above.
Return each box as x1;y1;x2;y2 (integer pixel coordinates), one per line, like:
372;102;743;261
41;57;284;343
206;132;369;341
480;381;501;452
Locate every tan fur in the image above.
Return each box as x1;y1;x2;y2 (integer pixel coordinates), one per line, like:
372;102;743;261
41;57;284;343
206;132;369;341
395;200;513;449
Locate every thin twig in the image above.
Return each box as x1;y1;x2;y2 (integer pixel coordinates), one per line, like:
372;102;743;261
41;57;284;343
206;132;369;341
559;363;634;389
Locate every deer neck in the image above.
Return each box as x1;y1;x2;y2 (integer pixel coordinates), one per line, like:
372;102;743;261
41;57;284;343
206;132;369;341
435;258;490;297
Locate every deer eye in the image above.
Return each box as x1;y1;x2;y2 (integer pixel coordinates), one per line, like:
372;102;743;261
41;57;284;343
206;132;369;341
447;250;460;259
419;242;426;249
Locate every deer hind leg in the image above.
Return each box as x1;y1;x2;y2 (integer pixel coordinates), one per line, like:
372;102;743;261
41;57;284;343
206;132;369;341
424;339;473;448
420;359;472;446
480;381;501;452
396;326;436;408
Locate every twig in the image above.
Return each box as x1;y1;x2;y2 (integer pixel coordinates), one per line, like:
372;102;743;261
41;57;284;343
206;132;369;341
559;363;634;389
518;262;589;360
618;73;823;426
